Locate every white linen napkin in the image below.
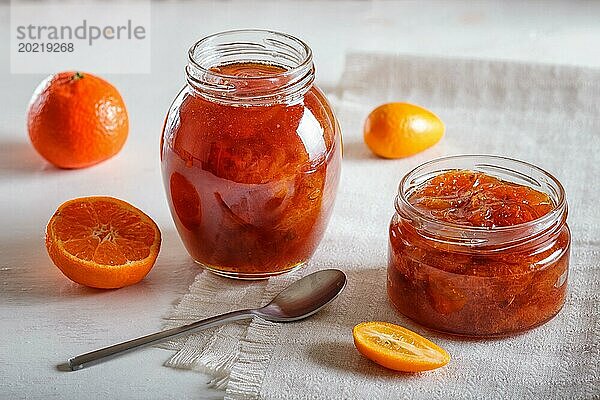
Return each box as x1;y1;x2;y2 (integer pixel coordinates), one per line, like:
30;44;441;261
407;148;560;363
162;53;600;399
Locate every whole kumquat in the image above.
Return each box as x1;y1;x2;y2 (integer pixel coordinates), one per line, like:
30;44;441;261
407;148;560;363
363;102;444;158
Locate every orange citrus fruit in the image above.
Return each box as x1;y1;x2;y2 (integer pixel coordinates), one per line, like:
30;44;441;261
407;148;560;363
363;102;444;158
353;321;450;372
45;197;161;289
28;71;129;169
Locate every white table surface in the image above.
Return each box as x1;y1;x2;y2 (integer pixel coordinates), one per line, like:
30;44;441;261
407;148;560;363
1;1;599;399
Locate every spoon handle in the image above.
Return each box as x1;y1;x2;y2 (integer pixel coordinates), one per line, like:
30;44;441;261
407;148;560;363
67;309;255;371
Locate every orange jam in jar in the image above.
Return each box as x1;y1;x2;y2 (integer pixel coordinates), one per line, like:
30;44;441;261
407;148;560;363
161;30;341;279
388;155;570;336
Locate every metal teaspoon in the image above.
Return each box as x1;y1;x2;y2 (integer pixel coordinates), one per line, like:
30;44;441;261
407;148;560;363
66;269;346;371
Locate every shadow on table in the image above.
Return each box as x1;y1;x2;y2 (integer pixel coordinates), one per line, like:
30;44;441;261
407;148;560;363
304;266;413;378
341;140;379;161
0;136;54;175
0;236;112;304
0;229;198;305
304;266;515;378
307;340;412;379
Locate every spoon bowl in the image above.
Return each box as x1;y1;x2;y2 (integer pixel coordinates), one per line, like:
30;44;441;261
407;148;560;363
257;269;347;321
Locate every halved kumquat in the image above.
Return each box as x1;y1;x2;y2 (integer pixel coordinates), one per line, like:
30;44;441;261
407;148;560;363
353;321;450;372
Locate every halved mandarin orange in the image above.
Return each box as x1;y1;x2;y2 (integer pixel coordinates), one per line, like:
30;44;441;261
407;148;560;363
45;197;161;289
353;321;450;372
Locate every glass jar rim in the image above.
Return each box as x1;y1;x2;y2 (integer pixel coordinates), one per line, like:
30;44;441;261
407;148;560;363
185;29;315;105
188;29;313;80
395;154;568;246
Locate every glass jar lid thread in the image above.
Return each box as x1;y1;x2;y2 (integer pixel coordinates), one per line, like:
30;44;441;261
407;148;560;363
186;29;315;105
395;154;568;252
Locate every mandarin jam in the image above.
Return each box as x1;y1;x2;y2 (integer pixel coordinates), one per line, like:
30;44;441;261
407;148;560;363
388;159;570;336
161;38;341;279
409;171;554;227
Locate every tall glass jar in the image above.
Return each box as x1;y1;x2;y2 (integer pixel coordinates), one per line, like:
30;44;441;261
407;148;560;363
388;155;571;336
161;30;341;279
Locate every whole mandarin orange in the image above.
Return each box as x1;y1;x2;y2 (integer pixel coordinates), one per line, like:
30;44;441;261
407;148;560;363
27;71;128;169
364;102;444;159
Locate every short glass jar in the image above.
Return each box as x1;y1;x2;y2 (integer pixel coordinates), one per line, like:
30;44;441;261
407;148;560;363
161;30;341;279
387;155;571;336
